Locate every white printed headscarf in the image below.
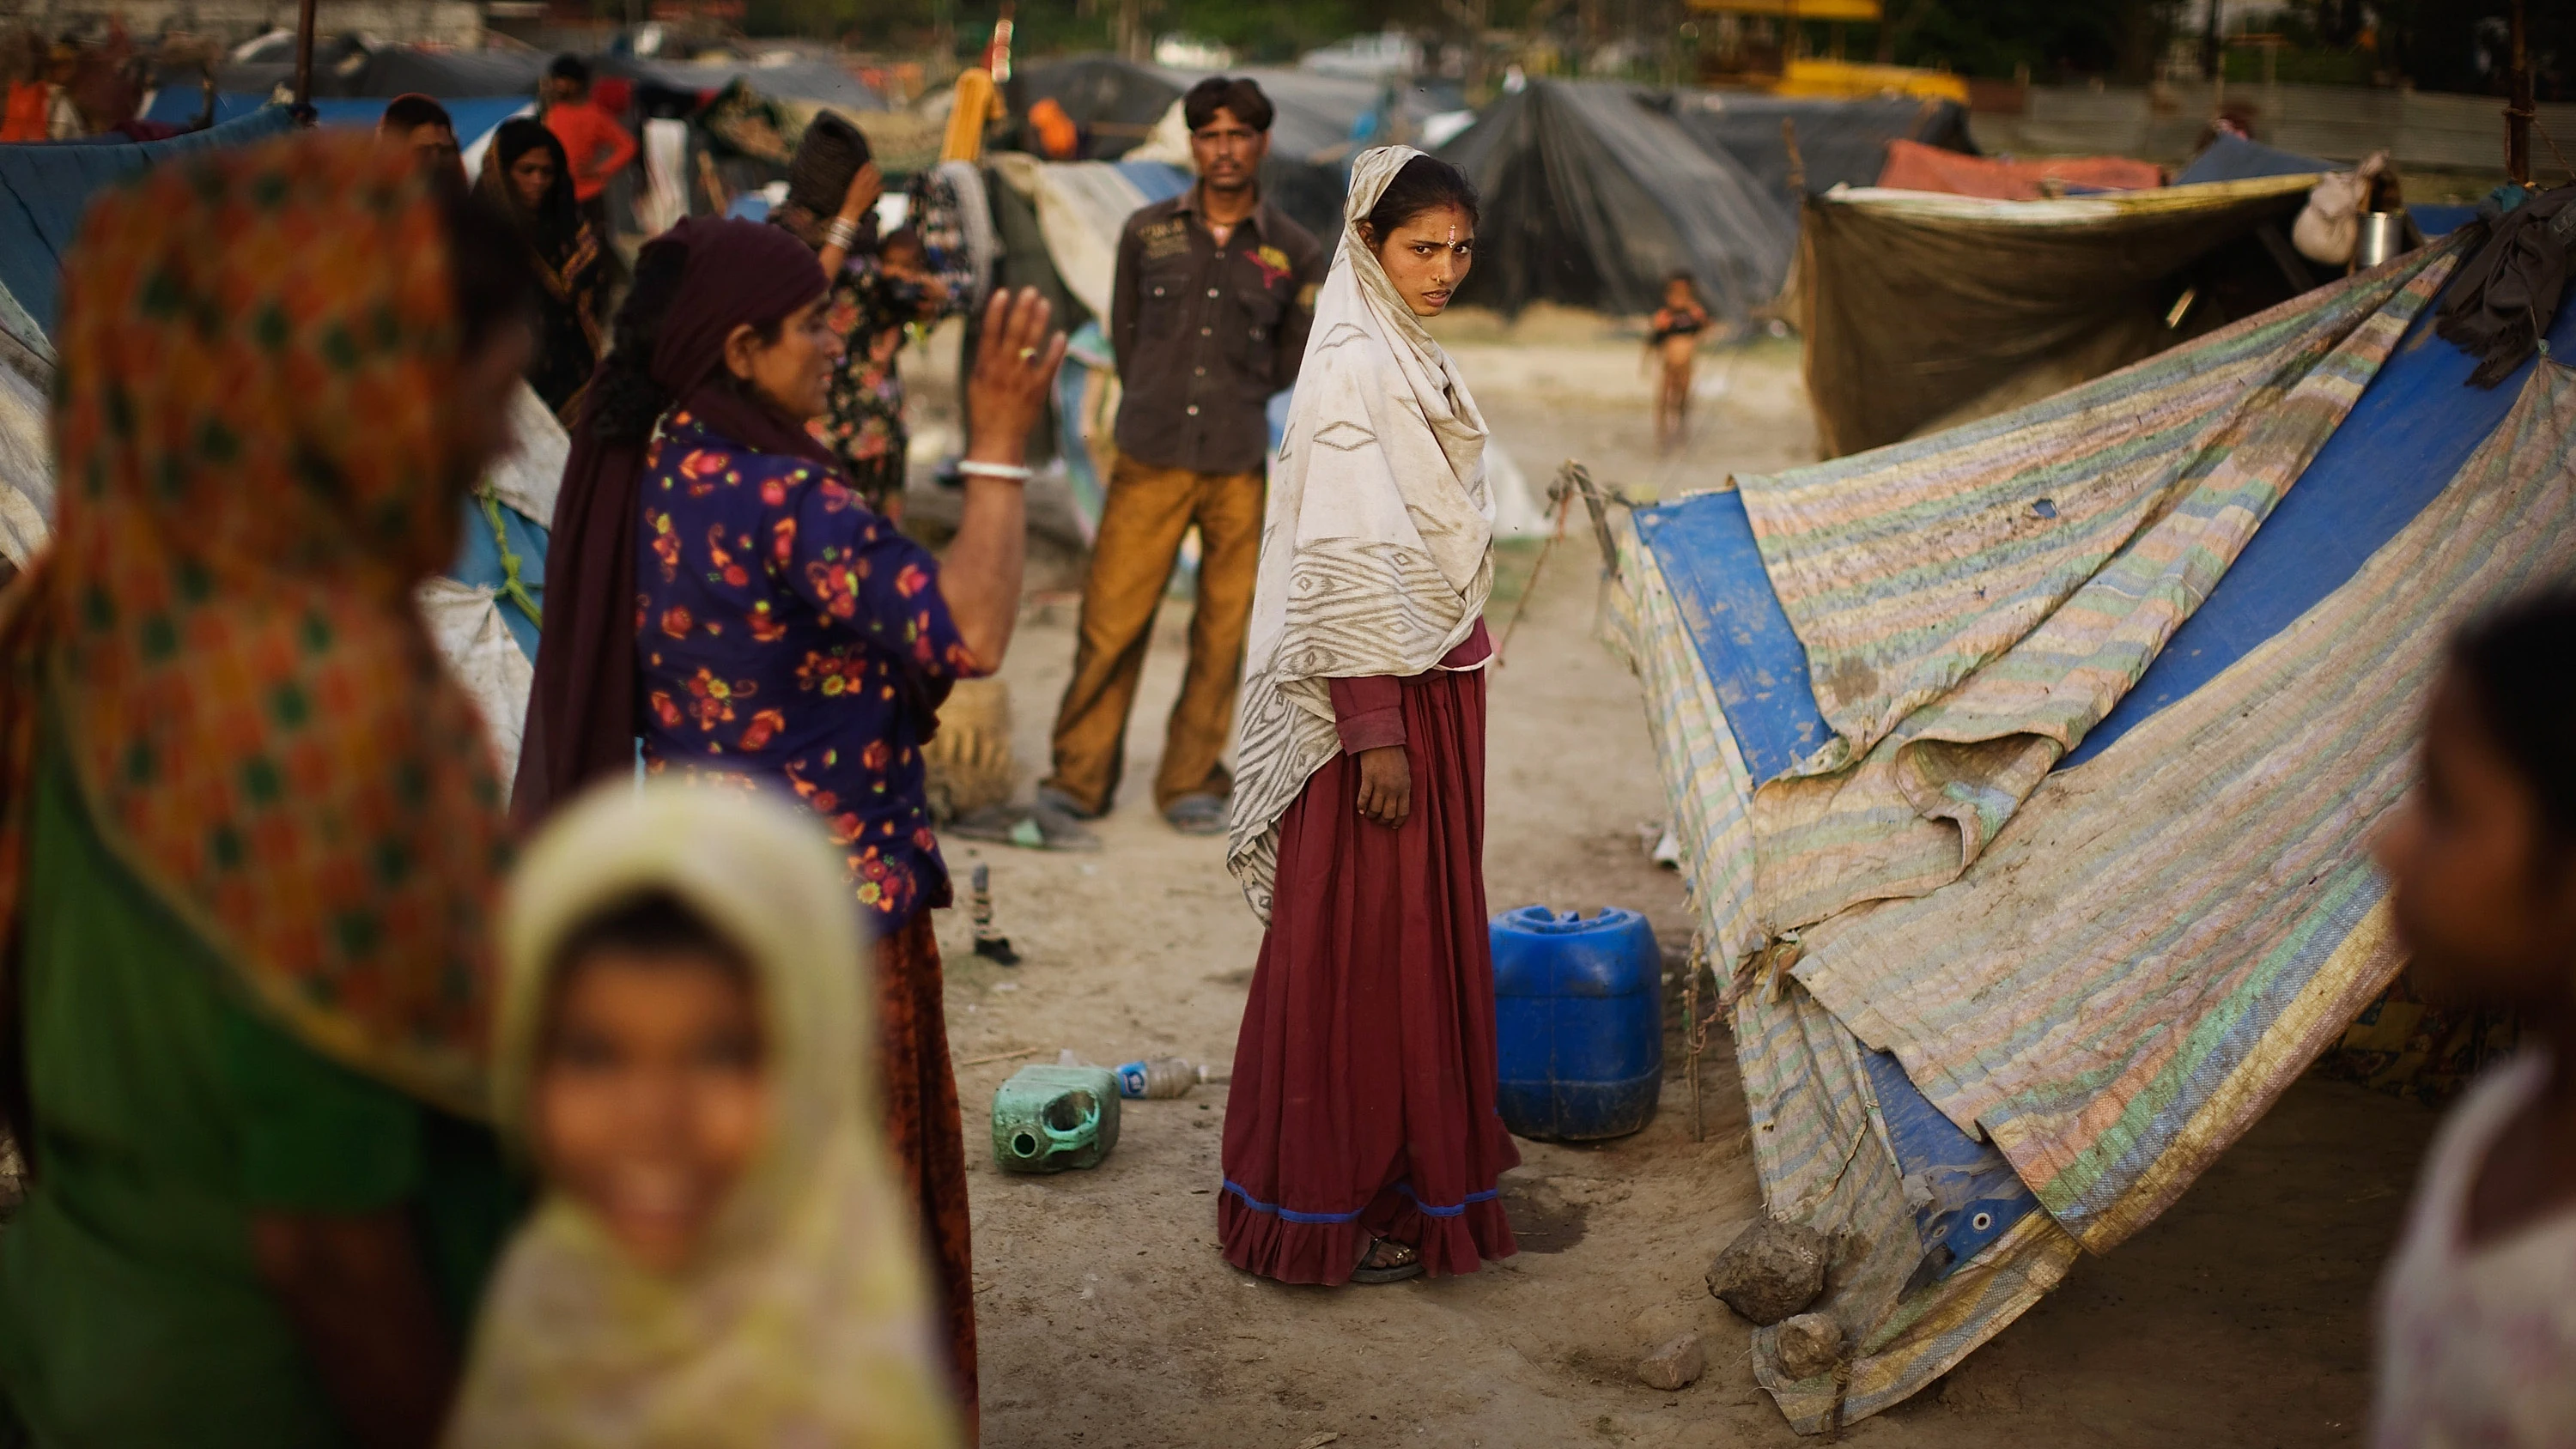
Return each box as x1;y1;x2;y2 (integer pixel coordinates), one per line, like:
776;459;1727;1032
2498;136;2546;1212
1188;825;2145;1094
1225;145;1495;920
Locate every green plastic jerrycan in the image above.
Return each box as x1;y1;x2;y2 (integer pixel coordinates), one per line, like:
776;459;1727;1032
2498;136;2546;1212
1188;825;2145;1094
991;1063;1121;1173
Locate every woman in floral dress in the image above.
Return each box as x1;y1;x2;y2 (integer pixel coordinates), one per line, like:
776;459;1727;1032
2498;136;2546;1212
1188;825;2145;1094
514;215;1064;1438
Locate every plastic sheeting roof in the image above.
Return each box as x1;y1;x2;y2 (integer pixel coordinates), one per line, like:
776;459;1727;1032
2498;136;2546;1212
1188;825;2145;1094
1437;78;1792;324
0;106;299;338
1663;89;1975;219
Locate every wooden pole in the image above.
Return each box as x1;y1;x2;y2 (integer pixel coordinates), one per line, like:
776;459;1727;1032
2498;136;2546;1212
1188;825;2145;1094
292;0;317;111
2506;0;2533;187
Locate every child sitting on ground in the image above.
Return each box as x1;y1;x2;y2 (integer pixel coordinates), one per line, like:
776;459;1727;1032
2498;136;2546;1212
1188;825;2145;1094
1644;271;1709;452
2371;582;2576;1447
444;782;960;1449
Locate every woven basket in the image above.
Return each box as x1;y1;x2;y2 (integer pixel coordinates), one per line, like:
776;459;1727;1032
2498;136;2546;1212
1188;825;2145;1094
922;676;1018;822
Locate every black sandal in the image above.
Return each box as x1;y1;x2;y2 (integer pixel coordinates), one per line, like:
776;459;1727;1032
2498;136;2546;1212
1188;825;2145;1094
1351;1236;1424;1285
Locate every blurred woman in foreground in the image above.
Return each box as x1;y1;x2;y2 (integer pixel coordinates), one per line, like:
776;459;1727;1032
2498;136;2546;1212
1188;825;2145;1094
0;135;532;1448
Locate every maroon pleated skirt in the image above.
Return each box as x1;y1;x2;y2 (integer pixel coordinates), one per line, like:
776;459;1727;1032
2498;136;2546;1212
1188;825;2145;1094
1218;666;1520;1285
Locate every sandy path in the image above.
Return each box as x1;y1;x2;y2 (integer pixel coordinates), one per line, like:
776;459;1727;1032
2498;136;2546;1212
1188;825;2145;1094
916;334;2438;1448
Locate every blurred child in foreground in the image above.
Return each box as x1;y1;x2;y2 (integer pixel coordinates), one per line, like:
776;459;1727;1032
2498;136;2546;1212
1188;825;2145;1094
2372;582;2576;1447
443;780;957;1448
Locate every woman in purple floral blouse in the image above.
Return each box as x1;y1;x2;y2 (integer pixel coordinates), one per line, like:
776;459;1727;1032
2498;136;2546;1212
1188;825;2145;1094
517;215;1064;1429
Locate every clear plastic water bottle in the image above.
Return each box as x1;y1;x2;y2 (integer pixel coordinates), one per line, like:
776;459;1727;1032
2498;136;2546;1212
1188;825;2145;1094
1114;1058;1221;1099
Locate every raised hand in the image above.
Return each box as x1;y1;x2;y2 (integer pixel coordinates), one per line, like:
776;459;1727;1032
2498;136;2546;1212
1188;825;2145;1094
963;286;1066;464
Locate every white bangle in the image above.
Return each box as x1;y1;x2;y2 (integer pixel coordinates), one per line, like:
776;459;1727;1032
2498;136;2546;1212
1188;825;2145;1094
824;217;861;249
957;459;1033;482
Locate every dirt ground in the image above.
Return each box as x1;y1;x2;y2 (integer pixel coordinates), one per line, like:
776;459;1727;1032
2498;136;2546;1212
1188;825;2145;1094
907;322;2443;1448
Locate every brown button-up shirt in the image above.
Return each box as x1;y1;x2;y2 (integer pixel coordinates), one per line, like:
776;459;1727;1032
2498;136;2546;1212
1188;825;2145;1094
1109;187;1326;476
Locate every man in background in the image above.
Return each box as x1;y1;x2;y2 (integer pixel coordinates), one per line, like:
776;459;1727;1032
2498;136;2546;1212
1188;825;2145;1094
376;94;465;197
542;54;635;239
1038;76;1325;836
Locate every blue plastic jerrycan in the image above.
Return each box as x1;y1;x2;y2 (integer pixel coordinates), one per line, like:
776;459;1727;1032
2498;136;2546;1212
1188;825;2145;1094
1491;905;1664;1140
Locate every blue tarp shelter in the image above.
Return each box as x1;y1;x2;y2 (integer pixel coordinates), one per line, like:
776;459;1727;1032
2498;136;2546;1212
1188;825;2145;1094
0;106;298;336
1607;230;2576;1432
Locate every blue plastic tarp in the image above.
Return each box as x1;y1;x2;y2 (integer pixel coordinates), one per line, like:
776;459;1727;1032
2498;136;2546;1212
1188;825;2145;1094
2173;133;2330;186
142;91;529;150
0;106;298;338
1628;489;1826;785
2065;279;2576;765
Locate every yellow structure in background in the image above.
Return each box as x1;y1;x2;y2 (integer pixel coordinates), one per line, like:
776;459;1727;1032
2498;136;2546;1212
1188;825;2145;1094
1773;58;1971;102
1684;0;1970;103
939;68;1004;163
1686;0;1882;18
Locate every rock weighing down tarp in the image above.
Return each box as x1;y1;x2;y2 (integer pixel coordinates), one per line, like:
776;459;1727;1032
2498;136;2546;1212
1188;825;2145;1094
1603;230;2576;1430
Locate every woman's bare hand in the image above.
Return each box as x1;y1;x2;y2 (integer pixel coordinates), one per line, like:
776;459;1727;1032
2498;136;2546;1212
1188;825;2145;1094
1356;746;1411;829
964;286;1066;464
937;288;1066;675
839;160;884;221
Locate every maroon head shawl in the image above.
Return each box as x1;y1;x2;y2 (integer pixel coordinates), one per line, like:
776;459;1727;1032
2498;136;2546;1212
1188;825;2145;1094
513;216;837;823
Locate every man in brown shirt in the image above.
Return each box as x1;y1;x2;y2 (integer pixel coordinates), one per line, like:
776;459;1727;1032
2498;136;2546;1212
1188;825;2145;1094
1040;76;1327;835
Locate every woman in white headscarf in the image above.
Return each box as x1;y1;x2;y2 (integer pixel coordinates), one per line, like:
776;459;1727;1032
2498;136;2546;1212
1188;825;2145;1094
444;779;960;1447
1218;146;1519;1288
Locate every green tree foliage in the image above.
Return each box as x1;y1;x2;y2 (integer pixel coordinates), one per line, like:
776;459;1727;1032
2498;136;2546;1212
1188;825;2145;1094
2374;0;2573;100
1871;0;2185;82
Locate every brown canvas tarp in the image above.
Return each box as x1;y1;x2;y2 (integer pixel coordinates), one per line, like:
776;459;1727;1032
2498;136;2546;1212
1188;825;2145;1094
1799;174;2322;458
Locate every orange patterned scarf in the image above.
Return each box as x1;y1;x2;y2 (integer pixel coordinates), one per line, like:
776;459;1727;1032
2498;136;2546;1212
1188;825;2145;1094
0;133;511;1117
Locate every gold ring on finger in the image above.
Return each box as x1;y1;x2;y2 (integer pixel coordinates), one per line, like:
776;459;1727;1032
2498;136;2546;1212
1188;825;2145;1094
1018;346;1038;362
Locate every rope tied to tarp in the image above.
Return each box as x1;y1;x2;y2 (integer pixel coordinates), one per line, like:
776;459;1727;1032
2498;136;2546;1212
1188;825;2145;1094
476;482;542;627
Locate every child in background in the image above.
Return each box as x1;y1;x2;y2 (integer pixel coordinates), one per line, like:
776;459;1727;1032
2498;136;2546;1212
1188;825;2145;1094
444;782;959;1449
1645;271;1709;452
2371;583;2576;1449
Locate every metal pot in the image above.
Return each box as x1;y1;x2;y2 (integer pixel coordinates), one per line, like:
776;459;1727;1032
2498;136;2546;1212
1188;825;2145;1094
2354;210;2408;270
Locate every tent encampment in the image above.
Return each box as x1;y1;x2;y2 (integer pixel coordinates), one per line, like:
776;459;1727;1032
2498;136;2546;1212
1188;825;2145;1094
1435;78;1793;325
218;39;550;100
1603;227;2576;1432
1798;173;2330;457
1662;89;1975;219
1012;55;1453;240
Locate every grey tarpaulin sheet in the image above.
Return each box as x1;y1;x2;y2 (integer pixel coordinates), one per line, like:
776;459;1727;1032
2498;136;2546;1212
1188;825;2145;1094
1665;90;1975;219
1437;78;1791;324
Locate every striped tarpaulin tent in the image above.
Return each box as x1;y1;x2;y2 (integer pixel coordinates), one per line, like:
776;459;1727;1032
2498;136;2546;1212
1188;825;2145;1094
1604;227;2576;1432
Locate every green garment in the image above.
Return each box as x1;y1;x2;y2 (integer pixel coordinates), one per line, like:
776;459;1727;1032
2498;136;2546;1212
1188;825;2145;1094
0;737;521;1448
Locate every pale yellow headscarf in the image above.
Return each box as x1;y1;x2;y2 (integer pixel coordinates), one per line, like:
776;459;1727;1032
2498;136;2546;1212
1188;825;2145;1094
445;780;960;1449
